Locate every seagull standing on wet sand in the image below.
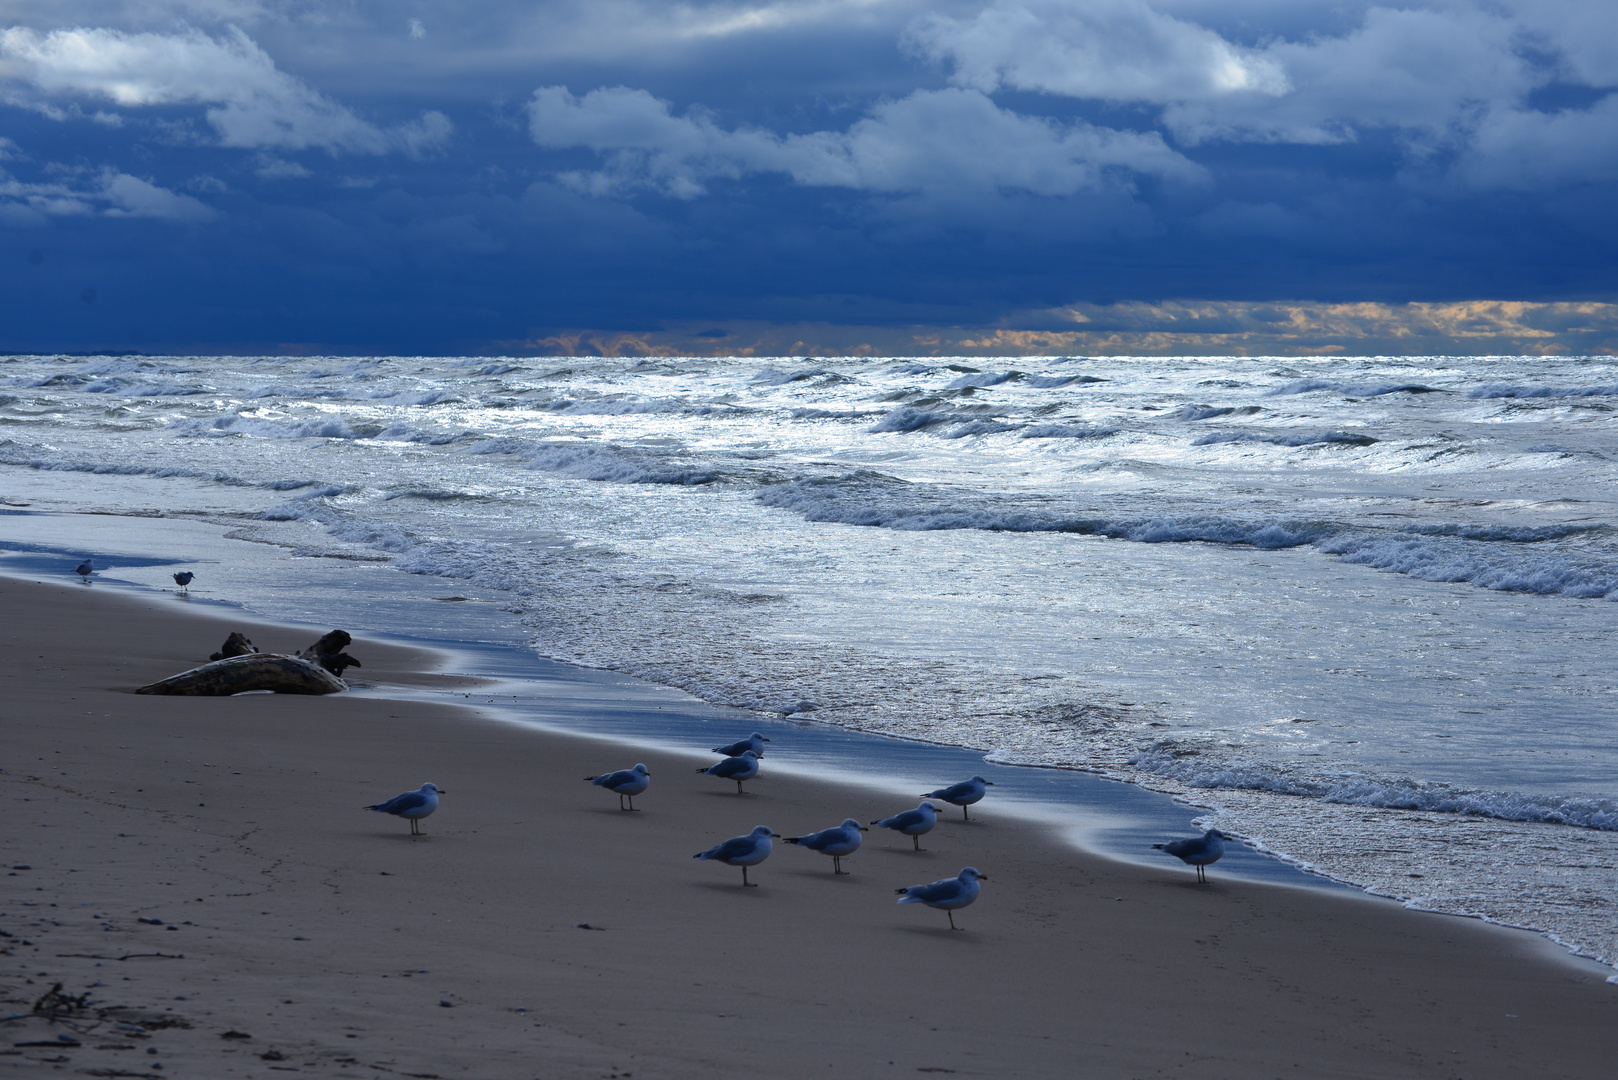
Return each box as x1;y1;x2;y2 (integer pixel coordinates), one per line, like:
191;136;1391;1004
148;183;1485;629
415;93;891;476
364;783;444;836
923;776;994;820
896;867;988;930
712;732;770;758
697;749;761;794
695;825;780;887
1154;829;1229;883
74;558;93;580
871;802;941;851
784;818;868;874
172;571;194;593
584;763;650;810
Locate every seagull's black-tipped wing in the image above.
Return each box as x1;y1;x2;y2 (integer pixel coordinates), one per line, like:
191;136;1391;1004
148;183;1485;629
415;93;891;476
788;827;836;851
696;835;760;862
876;808;926;830
367;791;428;815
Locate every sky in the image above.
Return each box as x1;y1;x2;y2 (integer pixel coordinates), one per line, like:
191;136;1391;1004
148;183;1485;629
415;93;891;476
2;0;1616;357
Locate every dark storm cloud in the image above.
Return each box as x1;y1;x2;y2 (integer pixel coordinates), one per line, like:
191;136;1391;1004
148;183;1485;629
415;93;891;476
1;1;1615;355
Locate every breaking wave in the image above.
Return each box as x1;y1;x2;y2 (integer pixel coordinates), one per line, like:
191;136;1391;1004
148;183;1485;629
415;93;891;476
1193;429;1378;447
1131;743;1618;830
1469;383;1618;399
867;407;954;433
1267;380;1441;397
755;472;1618;598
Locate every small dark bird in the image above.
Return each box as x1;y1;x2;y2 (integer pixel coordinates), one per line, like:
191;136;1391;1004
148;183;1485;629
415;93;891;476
74;558;93;580
1153;829;1230;883
209;632;258;661
172;571;194;592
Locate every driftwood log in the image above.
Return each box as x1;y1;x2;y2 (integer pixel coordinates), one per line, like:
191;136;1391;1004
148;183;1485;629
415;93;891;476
135;653;347;696
136;629;363;696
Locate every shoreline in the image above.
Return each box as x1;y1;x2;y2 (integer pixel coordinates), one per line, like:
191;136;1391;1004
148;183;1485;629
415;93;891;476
5;512;1618;969
0;536;1349;893
5;526;1617;958
5;575;1618;1077
4;347;1618;979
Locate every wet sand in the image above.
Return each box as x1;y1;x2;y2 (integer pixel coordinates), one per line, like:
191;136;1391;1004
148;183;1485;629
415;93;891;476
3;575;1616;1078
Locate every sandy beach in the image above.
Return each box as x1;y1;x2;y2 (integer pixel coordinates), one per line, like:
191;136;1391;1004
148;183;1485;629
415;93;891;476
3;575;1616;1079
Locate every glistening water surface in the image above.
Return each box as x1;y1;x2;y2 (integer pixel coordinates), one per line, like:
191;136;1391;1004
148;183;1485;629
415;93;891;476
2;351;1614;963
0;526;1336;892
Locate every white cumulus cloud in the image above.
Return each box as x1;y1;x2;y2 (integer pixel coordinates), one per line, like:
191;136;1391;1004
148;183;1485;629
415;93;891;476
528;84;1203;199
100;170;217;219
905;0;1289;104
1160;5;1536;146
0;25;451;155
0;166;215;224
902;1;1618;189
1452;95;1618;190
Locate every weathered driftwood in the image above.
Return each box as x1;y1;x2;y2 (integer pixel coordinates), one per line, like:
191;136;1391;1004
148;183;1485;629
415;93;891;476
298;629;362;677
135;653;347;696
209;632;260;661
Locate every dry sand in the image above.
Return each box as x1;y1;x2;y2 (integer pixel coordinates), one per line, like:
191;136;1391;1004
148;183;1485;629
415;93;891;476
3;575;1616;1079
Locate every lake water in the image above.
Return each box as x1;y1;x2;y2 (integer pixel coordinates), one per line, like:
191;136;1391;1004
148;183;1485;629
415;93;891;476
2;351;1614;965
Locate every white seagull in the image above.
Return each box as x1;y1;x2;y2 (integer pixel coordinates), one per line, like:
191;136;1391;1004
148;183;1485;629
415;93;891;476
712;732;770;758
871;801;941;851
697;749;761;794
172;571;195;593
695;825;780;887
74;558;93;580
584;763;651;811
923;775;994;821
364;782;444;836
1153;829;1229;883
784;817;868;875
896;867;988;930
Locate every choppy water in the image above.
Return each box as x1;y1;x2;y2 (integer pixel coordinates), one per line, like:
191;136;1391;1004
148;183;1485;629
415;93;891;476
3;351;1616;964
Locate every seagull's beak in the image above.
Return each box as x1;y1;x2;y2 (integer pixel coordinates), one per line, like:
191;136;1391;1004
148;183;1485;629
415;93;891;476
978;874;989;881
762;737;772;741
859;826;869;831
985;781;995;785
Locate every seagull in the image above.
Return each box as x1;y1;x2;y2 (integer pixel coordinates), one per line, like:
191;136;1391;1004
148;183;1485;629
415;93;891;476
74;558;93;580
923;776;994;821
695;825;780;887
712;732;770;758
871;802;941;851
896;867;988;930
363;783;444;836
784;818;868;874
697;749;760;794
172;571;194;593
1153;829;1229;883
584;763;650;811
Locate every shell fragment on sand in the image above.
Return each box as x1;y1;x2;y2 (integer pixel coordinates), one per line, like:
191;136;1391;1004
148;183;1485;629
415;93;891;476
135;653;349;696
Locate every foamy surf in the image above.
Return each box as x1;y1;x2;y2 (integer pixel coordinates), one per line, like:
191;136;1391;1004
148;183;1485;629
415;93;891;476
3;349;1617;966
